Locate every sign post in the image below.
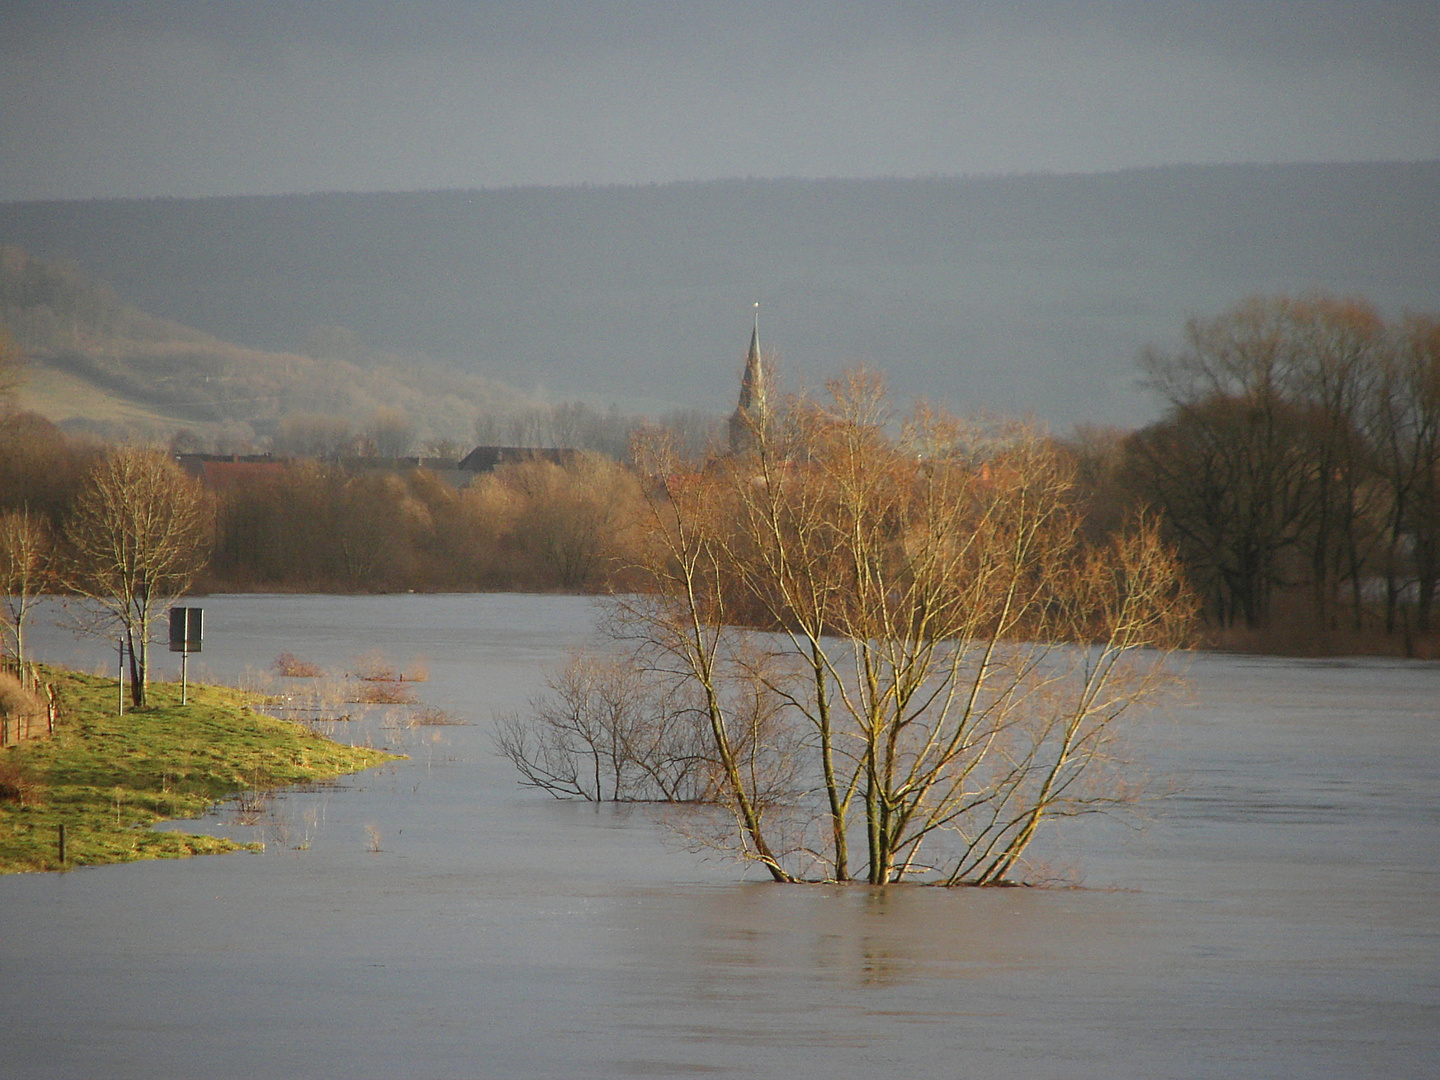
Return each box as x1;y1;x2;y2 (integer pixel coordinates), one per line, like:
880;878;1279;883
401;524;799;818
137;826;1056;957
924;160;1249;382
169;607;204;705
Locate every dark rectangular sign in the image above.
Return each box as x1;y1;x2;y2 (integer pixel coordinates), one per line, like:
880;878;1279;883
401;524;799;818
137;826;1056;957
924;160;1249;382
169;607;203;653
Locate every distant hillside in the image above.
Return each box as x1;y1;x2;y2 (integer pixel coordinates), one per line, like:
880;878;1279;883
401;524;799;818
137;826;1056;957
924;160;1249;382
0;244;532;446
2;162;1436;427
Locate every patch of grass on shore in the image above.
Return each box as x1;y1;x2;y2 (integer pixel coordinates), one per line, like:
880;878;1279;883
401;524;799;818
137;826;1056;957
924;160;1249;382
0;666;400;873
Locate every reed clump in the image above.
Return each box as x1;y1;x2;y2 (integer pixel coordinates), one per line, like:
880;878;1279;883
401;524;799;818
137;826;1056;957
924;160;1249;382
351;650;398;682
409;706;466;726
350;680;418;705
272;651;324;678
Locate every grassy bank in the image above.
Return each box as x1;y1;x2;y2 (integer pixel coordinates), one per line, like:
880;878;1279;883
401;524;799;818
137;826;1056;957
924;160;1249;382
0;667;399;873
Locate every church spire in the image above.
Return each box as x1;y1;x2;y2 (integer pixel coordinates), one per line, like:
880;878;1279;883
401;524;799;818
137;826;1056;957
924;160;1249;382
730;303;768;452
739;302;765;412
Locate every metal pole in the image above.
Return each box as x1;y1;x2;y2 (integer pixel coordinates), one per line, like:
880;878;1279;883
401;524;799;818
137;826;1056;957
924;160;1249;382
118;640;125;716
181;642;189;705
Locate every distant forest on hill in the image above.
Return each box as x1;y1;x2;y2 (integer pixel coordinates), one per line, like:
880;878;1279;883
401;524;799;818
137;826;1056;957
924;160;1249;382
2;162;1436;428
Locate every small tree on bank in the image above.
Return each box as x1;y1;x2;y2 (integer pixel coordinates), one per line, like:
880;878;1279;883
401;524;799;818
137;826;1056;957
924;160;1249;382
507;373;1195;885
63;448;212;708
0;509;53;679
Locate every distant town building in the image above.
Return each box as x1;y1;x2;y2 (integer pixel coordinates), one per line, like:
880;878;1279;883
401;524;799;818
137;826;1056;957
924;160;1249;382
178;447;592;492
457;446;583;473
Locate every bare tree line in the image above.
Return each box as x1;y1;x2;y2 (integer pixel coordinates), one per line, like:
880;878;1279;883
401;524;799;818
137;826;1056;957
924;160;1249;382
3;292;1435;672
1123;295;1439;642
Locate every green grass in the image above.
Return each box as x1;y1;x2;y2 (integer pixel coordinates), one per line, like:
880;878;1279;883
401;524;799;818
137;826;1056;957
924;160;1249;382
0;667;400;873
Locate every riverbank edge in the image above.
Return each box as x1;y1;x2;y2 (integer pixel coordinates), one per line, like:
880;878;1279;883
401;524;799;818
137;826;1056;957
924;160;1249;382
0;665;401;873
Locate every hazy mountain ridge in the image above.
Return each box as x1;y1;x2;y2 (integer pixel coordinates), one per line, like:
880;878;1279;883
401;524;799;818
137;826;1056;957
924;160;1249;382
2;162;1435;427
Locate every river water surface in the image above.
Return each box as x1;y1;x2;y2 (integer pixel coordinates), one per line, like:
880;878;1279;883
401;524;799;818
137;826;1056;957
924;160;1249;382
2;594;1436;1079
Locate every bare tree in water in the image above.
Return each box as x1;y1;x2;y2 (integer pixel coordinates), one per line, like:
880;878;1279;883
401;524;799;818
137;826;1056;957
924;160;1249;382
507;371;1193;885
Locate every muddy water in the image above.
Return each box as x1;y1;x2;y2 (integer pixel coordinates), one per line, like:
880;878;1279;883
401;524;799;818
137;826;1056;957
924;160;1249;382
2;594;1436;1078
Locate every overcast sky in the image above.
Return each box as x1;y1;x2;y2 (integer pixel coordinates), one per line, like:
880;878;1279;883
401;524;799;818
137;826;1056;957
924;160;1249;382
3;1;1438;201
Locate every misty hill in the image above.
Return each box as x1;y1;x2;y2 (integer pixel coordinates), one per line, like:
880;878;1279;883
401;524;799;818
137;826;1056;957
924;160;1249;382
0;244;532;447
2;162;1436;428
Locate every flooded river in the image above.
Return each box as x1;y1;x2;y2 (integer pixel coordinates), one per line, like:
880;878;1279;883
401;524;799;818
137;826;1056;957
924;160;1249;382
2;594;1436;1078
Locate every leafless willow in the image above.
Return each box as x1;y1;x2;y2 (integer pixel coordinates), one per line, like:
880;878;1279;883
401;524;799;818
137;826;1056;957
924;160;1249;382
494;649;753;803
506;371;1194;885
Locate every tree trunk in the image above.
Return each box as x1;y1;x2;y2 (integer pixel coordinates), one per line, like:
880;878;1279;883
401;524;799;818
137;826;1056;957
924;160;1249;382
128;628;146;709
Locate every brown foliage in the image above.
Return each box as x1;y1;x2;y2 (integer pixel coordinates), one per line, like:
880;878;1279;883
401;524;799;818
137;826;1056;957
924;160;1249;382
482;452;644;590
209;451;649;593
0;756;43;806
0;673;46;750
0;412;100;524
